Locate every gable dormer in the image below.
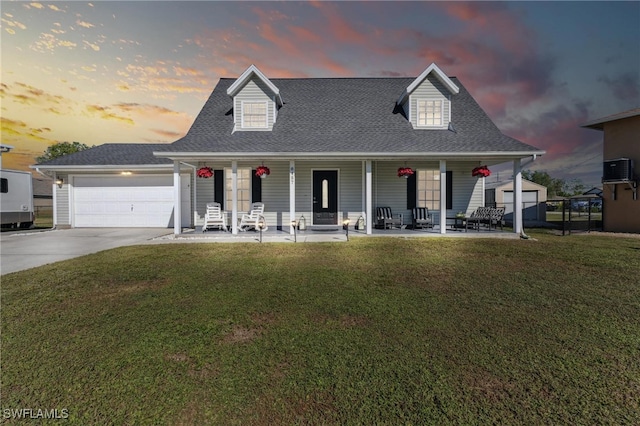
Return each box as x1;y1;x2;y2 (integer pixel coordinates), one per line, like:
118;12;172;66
227;65;283;132
397;63;459;129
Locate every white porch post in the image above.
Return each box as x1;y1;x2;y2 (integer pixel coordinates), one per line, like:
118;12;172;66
513;159;523;234
231;161;238;235
366;160;373;235
173;160;182;235
289;160;296;235
439;160;447;234
52;172;58;227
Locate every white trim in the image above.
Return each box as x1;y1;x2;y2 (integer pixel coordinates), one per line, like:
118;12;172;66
231;161;238;234
439;160;447;234
240;100;269;130
226;64;283;106
416;99;446;129
153;151;546;161
397;63;459;105
173;161;181;235
365;160;372;235
289;160;295;235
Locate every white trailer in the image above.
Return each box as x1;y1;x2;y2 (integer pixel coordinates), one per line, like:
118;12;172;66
1;169;35;229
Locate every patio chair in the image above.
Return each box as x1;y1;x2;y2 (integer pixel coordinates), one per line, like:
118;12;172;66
412;207;433;230
238;202;268;231
202;202;227;232
375;207;403;229
488;207;505;230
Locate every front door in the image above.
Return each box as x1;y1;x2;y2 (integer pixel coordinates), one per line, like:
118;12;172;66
313;170;338;225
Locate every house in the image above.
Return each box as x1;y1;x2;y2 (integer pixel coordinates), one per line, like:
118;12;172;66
485;179;547;222
583;108;640;233
33;63;545;236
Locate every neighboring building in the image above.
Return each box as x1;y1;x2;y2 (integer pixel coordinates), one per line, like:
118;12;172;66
485;179;547;222
583;108;640;233
33;63;545;235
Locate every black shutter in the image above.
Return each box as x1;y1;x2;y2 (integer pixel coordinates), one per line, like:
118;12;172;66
446;171;453;210
251;170;262;203
214;170;224;207
407;173;417;209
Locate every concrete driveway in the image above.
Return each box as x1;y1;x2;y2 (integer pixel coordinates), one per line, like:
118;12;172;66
1;228;172;275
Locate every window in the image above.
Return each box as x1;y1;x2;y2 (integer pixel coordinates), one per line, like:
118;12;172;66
225;168;251;212
417;169;441;210
1;178;7;193
417;99;443;127
242;102;267;128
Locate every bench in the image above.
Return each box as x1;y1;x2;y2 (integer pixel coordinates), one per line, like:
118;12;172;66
465;207;505;231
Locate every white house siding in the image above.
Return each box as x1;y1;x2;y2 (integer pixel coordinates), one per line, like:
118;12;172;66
408;75;451;128
234;76;276;131
193;160;487;230
194;161;365;229
55;174;70;226
375;161;484;224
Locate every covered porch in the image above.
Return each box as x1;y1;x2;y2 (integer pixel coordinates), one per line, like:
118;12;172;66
165;155;536;238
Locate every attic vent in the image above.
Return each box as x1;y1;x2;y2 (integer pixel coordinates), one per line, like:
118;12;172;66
603;158;634;182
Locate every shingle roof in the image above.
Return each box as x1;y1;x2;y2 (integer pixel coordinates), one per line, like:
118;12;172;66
35;143;172;166
35;75;543;168
159;77;542;155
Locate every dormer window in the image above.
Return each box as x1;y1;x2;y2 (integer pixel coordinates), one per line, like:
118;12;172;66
242;101;268;129
417;100;443;127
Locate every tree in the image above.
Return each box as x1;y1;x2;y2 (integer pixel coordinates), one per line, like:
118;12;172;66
522;170;565;199
36;141;92;163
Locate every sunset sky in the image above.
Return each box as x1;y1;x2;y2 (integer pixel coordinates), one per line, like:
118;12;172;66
1;1;638;187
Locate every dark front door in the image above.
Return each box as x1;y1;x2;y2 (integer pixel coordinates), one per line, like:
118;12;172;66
313;170;338;225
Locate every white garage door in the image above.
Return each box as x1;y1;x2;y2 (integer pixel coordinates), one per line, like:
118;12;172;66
73;175;190;227
504;190;539;220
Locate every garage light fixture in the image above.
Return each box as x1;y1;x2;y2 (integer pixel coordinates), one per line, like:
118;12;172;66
55;178;63;188
121;171;132;176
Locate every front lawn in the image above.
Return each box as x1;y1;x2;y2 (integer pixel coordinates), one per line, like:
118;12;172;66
2;232;639;424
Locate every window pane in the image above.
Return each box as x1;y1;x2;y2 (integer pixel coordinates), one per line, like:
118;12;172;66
225;168;251;211
243;102;267;128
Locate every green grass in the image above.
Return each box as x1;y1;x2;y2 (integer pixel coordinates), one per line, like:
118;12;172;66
2;232;640;424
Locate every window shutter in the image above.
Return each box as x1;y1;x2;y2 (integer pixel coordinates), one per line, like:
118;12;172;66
252;170;262;203
214;170;224;208
407;173;417;209
446;171;453;210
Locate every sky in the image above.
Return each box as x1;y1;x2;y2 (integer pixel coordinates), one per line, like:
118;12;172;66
1;1;638;188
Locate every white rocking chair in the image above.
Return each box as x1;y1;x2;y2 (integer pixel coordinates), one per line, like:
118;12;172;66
203;202;227;232
238;202;267;232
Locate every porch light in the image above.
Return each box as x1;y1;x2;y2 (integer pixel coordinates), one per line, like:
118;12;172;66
55;177;63;188
291;220;297;243
258;219;265;243
343;219;350;241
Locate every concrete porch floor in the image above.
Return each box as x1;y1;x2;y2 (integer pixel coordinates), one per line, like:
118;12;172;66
153;225;520;243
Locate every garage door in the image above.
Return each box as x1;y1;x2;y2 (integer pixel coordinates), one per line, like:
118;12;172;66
504;190;539;220
73;175;190;227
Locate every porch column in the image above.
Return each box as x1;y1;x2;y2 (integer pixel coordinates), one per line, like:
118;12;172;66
513;159;523;234
439;160;447;234
289;160;296;235
366;160;373;235
231;161;238;235
173;160;181;235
